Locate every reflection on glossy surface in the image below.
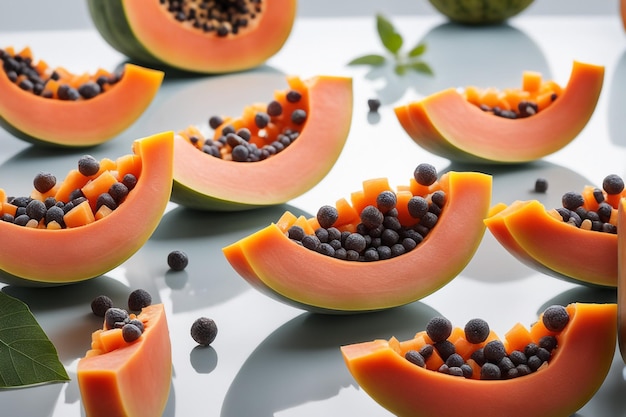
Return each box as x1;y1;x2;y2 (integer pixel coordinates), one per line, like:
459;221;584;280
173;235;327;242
413;22;551;96
221;302;441;417
124;204;312;314
608;49;626;147
444;160;594;283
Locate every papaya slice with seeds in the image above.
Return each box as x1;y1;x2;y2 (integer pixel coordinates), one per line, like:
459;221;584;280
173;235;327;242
395;60;604;164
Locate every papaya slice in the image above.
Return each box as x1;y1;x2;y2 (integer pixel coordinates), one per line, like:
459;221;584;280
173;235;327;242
0;46;164;147
485;201;617;287
395;60;604;163
341;303;616;417
78;303;172;417
0;131;174;286
223;169;492;313
171;75;353;211
87;0;296;74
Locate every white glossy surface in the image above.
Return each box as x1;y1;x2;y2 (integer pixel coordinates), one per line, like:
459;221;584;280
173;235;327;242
0;11;625;417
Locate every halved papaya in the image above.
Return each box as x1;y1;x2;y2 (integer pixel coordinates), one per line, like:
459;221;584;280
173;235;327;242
171;75;353;211
0;46;164;147
341;303;616;417
484;181;622;287
395;61;604;163
87;0;296;74
223;169;492;313
77;303;172;417
0;131;174;286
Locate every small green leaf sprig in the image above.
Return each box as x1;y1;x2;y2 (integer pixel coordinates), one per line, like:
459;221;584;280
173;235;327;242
348;14;433;76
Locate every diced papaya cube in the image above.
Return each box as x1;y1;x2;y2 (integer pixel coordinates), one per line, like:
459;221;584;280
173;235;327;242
522;70;542;92
98;328;126;353
504;322;533;354
292;215;315;235
116;154;142;181
396;190;415;227
81;170;119;211
276;211;298;232
64;200;95;228
55;169;89;203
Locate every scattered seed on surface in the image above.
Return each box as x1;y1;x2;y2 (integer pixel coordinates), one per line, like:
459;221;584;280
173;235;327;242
534;178;548;193
168;250;189;271
368;98;381;112
104;307;129;330
122;323;143;343
191;317;218;346
602;174;624;195
405;350;426;367
317;205;338;229
464;318;490;344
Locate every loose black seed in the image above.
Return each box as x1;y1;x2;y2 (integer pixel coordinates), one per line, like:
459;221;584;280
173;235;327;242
431;190;446;208
419;344;434;359
90;295;113;317
405;350;426;367
104;307;129;330
498;356;515;374
122;173;138;191
254;112;270;128
509;350;527;365
434;340;456;361
363;248;379;261
381;228;399;246
236;127;251;142
226;132;245;147
527;355;544;371
460;363;473;379
602;174;624;195
524;342;539;357
33;172;56;193
426;316;452;343
122;323;143;343
328;227;342;241
96;193;117;211
407;196;429;218
287;225;305;241
383;215;401;231
209;115;223;129
78;81;101;99
376;190;397;213
561;191;584;211
480;362;501;380
593;187;605;203
302;234;321;251
536;347;551;362
539;335;558;352
314;227;329;243
471;348;486;366
448;366;465;377
25;199;46;221
57;84;80;100
191;317;218;346
167;250;189;271
360;205;384;229
401;237;417;252
376;245;392;260
286;90;302;103
483;340;506;363
464;318;490;344
291;109;307;125
367;98;381;112
231;144;250;162
108;182;129;203
267;100;283;117
344;233;367;253
317;205;338;229
78;155;100;176
542;305;569;332
414;163;438;186
128;288;152;311
419;211;439;229
446;353;465;368
534;178;548;193
128;318;144;333
45;205;65;227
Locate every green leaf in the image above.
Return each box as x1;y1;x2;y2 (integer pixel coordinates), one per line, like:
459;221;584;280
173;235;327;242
347;54;387;66
394;63;408;76
408;61;434;76
376;14;403;55
0;292;69;388
408;42;427;58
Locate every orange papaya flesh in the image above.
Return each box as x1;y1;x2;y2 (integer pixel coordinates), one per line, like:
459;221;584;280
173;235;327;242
176;75;311;163
394;60;604;164
485;176;625;287
463;69;562;118
87;0;296;74
341;303;616;417
0;131;174;286
171;75;353;211
78;303;172;417
0;46;163;147
223;170;492;313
